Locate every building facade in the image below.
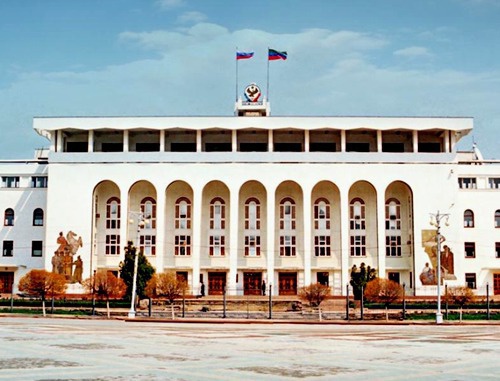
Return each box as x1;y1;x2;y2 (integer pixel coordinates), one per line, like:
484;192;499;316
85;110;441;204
1;90;499;297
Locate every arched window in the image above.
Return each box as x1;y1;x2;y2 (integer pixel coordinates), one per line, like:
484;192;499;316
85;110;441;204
280;197;296;257
33;208;44;226
210;197;225;230
106;197;120;229
349;198;366;256
385;198;401;256
140;197;156;229
4;208;14;226
464;209;474;228
175;197;191;229
245;198;261;256
495;210;500;228
314;198;330;230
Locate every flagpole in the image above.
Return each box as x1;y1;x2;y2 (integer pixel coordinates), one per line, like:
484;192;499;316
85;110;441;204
266;47;270;102
235;47;239;101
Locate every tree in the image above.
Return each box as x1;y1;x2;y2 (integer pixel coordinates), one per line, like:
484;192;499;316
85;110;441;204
364;278;403;321
350;262;377;300
119;241;155;301
84;270;127;318
145;271;188;304
444;286;476;322
298;283;331;308
18;270;67;316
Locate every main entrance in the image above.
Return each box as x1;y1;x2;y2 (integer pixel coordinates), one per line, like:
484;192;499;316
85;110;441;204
494;273;500;295
208;272;226;295
243;272;262;295
317;272;329;286
0;272;14;293
279;272;297;295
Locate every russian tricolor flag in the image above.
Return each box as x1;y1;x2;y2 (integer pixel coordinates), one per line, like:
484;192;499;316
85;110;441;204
236;51;254;60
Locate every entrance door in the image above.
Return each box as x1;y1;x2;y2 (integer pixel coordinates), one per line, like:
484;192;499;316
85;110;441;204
208;272;226;295
317;272;329;286
494;273;500;295
243;272;262;295
388;272;400;284
176;271;188;284
0;272;14;293
279;272;297;295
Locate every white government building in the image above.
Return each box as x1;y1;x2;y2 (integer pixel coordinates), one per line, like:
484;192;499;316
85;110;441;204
1;84;499;297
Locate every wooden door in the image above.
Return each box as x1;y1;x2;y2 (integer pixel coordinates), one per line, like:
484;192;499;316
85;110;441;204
494;273;500;295
244;272;262;295
0;272;14;293
279;272;297;295
208;272;226;295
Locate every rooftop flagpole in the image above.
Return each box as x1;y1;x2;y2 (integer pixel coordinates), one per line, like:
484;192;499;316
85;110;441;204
235;47;239;101
266;47;270;102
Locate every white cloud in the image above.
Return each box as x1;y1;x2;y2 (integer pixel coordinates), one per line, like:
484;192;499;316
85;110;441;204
155;0;186;10
178;11;207;24
393;46;433;59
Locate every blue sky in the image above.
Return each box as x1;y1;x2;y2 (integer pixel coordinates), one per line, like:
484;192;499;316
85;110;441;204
0;0;499;159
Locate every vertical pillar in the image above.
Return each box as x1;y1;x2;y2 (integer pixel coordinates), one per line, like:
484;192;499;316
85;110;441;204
377;190;386;279
120;189;130;252
377;130;382;152
159;130;165;152
123;131;129;152
196;130;202;152
266;186;275;292
88;130;94;153
56;130;63;152
232;130;237;152
340;188;350;295
444;131;450;153
155;188;166;272
304;130;310;152
192;186;202;295
412;130;418;153
268;130;274;152
341;130;346;152
303;187;312;286
229;188;239;295
450;131;457;153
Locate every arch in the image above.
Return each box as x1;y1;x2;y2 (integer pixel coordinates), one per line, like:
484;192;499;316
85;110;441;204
33;208;44;226
239;181;267;260
106;197;121;229
464;209;474;228
4;208;14;226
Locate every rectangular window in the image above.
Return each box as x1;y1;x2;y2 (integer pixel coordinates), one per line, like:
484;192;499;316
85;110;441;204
386;235;402;257
31;176;48;188
175;235;191;256
314;235;331;256
140;235;156;255
2;176;19;188
350;235;366;256
244;235;261;256
2;241;13;257
488;178;500;189
209;235;225;256
105;235;120;255
280;235;296;257
32;241;43;257
464;242;476;258
496;242;500;259
465;273;476;289
458;177;477;189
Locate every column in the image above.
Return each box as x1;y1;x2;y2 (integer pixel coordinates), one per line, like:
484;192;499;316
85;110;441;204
196;130;202;152
123;131;129;152
376;191;386;279
444;131;450;153
303;187;312;286
229;188;239;295
377;130;382;152
340;188;350;295
304;130;310;152
191;186;202;295
56;130;63;152
50;132;56;152
450;131;457;153
120;189;130;253
412;130;418;153
159;130;165;152
155;188;166;272
88;130;94;153
340;130;346;152
232;130;237;152
268;130;274;152
266;186;275;293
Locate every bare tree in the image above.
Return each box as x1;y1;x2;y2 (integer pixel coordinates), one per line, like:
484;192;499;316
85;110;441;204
84;270;127;318
298;283;331;308
444;286;475;322
364;278;403;321
18;270;67;317
146;271;188;319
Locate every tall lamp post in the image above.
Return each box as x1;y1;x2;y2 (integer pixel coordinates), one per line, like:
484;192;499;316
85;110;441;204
429;210;449;324
128;212;148;318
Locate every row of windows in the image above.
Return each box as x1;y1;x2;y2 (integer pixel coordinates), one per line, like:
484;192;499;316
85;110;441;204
458;177;500;189
3;208;44;226
1;176;48;188
2;241;43;257
463;209;500;228
465;242;500;259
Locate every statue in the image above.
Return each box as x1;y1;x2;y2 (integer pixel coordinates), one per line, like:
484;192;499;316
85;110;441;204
72;255;83;284
53;231;83;283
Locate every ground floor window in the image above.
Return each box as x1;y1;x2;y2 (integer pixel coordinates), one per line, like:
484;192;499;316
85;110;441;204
208;272;226;295
175;235;191;256
0;272;14;293
105;235;120;255
31;241;43;257
2;241;13;257
465;273;476;289
279;272;297;295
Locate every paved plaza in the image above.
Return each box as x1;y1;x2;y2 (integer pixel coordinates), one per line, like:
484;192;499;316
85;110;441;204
0;317;499;380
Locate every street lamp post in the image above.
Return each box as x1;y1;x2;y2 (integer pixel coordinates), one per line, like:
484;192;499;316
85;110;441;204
128;212;147;318
430;210;449;325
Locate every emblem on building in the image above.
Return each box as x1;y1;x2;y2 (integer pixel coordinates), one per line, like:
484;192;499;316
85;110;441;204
244;83;261;102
